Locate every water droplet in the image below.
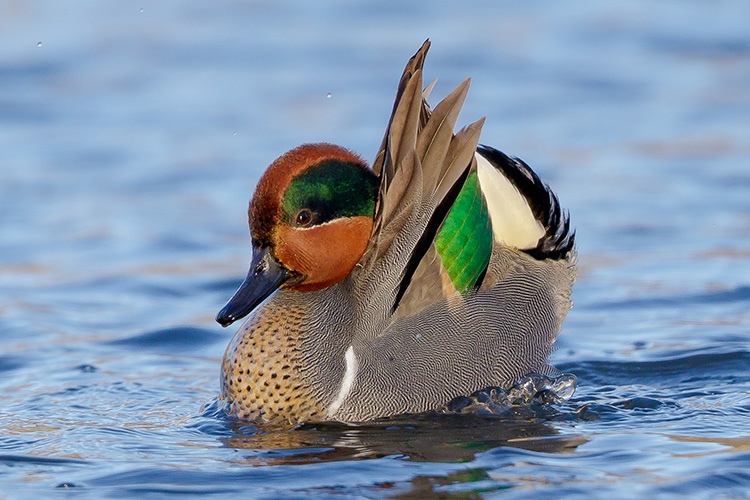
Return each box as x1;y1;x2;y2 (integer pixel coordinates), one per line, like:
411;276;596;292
37;41;42;47
326;92;332;98
139;7;144;12
232;131;237;136
549;373;577;401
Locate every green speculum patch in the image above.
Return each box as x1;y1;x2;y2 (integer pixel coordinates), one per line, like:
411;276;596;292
434;171;492;294
281;160;379;225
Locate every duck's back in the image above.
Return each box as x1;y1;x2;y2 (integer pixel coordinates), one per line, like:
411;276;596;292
333;248;574;422
330;153;576;421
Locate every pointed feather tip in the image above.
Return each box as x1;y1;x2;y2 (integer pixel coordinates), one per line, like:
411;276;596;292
445;78;472;116
423;79;437;99
404;40;431;77
438;78;472;113
462;117;486;138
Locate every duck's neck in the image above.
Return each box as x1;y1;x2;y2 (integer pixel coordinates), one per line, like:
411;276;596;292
220;284;355;425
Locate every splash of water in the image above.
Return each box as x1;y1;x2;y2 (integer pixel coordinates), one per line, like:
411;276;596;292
442;373;578;417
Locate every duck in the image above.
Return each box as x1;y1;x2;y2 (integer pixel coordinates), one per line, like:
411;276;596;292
216;40;576;427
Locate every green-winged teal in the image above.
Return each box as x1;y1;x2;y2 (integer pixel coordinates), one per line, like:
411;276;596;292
216;41;576;426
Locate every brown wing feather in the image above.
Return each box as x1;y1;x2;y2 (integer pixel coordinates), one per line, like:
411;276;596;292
372;40;432;177
354;42;484;319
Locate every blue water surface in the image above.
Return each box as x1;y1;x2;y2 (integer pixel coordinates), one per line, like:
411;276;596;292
2;1;750;498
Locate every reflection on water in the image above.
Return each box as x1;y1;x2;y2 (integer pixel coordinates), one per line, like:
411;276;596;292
214;373;585;466
223;416;587;466
2;0;750;498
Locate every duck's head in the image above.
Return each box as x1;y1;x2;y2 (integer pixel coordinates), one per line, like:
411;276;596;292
216;143;379;327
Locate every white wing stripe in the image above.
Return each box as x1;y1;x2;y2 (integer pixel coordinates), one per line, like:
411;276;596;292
475;152;545;250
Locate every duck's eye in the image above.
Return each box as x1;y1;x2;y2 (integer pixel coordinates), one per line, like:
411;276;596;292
296;209;312;227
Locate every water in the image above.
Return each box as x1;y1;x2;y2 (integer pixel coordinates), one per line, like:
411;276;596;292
2;1;749;498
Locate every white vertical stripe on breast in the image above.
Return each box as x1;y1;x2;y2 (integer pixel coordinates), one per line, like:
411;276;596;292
326;346;357;418
475;152;545;250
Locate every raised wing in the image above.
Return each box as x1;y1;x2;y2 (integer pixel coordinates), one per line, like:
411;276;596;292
329;42;577;421
352;40;484;323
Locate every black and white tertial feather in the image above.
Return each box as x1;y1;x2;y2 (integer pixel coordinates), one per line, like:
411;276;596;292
476;144;575;260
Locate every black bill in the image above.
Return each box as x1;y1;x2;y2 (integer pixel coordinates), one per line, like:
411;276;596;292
216;247;290;327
